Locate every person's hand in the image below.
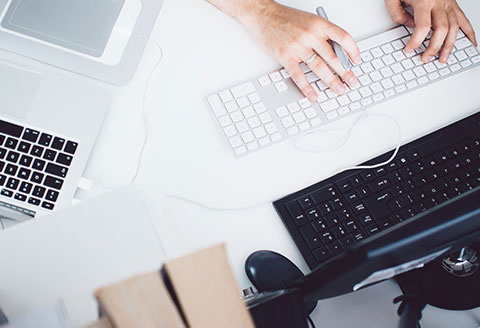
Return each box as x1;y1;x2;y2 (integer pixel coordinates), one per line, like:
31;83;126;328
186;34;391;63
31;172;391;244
237;0;361;101
385;0;478;63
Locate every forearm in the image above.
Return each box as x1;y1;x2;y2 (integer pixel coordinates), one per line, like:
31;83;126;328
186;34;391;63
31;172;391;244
205;0;274;25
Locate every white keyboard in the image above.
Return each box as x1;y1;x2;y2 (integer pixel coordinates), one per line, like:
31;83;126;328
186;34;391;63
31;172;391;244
207;25;480;158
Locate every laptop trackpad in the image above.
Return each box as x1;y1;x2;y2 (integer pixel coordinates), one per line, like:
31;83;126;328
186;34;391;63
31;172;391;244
0;62;41;119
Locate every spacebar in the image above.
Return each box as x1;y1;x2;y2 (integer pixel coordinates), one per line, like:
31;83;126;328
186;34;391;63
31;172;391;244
357;26;409;52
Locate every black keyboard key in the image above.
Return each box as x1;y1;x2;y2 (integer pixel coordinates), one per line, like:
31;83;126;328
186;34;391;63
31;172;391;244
19;155;33;167
0;161;4;172
17;168;31;180
45;189;59;202
17;141;31;153
32;186;45;198
300;224;322;250
27;197;40;206
5;137;18;149
352;231;366;242
41;201;54;210
344;220;359;233
369;177;392;193
14;193;27;202
311;186;336;204
33;159;46;171
0;175;5;186
345;190;359;203
0;147;6;159
38;133;52;146
0;135;4;145
337;178;352;192
64;141;78;154
374;167;387;176
1;189;13;197
0;120;23;138
6;151;19;163
349;175;363;187
31;172;44;184
6;177;19;190
51;137;65;150
19;182;33;194
360;171;375;182
365;224;380;236
351;202;367;215
299;196;315;209
43;149;57;161
30;145;44;157
56;153;73;166
22;128;40;142
325;213;341;227
325;241;343;256
45;163;68;178
311;218;328;233
306;208;321;220
313;247;330;262
286;202;307;226
364;192;393;219
43;175;64;190
358;213;374;226
5;164;17;176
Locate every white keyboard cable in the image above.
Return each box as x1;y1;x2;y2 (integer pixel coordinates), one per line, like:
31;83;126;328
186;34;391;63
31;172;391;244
165;112;403;211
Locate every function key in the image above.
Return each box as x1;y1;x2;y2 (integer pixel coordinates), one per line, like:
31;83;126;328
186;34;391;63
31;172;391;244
17;141;31;153
45;189;59;202
64;141;78;155
56;153;73;166
1;189;13;197
38;133;52;147
43;175;64;190
5;138;18;149
32;186;45;198
27;197;41;206
41;201;55;210
51;137;65;150
43;149;57;161
14;193;27;202
0;120;23;138
33;159;46;171
30;145;44;157
22;128;39;142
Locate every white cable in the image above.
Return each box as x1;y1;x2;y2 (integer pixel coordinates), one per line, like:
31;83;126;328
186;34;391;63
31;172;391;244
165;112;403;212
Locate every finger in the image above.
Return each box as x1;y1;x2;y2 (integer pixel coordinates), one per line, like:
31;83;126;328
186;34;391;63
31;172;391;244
312;41;358;89
405;3;432;53
385;0;415;27
438;9;458;63
456;7;478;47
324;24;361;65
285;61;317;101
307;55;346;95
423;7;449;62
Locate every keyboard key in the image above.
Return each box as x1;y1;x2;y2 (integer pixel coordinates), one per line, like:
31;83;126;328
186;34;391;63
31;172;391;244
19;155;33;167
6;151;19;163
41;201;55;210
320;99;339;113
33;159;46;171
27;197;41;206
14;193;27;202
5;138;18;149
0;120;23;138
43;175;64;190
6;177;19;190
64;141;78;155
5;164;17;176
17;168;31;180
38;133;52;146
257;75;271;87
22;128;40;142
31;145;44;157
1;189;13;198
51;137;66;150
32;186;46;198
0;175;5;186
17;141;31;153
274;81;288;93
19;182;32;194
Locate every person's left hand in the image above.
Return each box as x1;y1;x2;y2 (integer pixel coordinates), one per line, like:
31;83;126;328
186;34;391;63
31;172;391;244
385;0;478;63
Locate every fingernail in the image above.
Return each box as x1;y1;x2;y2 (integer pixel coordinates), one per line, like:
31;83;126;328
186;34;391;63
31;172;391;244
354;56;361;64
423;55;433;63
440;53;449;63
348;76;357;86
334;84;345;95
308;91;317;101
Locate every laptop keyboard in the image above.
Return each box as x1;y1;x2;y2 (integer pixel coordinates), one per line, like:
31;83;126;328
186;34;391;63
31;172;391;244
273;111;480;269
0;119;78;211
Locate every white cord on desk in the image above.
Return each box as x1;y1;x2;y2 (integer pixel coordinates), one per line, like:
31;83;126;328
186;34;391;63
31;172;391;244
166;111;403;211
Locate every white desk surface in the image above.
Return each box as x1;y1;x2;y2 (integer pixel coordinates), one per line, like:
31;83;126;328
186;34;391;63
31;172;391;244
24;0;480;326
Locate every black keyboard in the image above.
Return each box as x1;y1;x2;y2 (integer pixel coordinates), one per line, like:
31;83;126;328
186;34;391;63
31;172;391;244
0;119;78;212
274;111;480;269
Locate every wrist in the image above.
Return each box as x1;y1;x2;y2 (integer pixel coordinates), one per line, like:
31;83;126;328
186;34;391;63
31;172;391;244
234;0;277;27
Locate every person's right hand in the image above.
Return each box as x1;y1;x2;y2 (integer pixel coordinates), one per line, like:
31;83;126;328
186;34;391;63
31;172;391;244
237;0;361;101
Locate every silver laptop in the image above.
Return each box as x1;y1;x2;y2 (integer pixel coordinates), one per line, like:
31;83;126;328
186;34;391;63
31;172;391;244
0;0;162;227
